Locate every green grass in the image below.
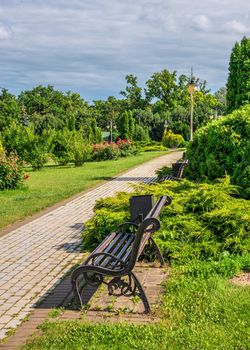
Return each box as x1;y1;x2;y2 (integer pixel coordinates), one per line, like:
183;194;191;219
0;151;167;230
22;270;250;350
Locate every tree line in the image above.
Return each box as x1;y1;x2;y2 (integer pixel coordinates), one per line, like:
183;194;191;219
1;36;250;170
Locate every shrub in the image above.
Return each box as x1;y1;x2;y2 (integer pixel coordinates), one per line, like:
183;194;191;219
135;141;168;152
186;104;250;198
116;139;137;157
162;129;185;148
70;133;92;166
133;124;151;142
2;124;52;170
92;142;120;161
82;179;250;263
51;128;73;165
0;149;27;190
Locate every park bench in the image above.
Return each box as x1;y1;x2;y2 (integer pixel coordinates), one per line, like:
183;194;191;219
71;195;171;313
160;159;188;182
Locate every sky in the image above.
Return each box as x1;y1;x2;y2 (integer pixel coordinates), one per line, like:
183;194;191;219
0;0;250;101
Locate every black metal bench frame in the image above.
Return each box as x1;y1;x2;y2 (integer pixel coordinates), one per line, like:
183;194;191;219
71;195;171;313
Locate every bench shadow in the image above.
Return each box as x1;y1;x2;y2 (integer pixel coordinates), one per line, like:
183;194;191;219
33;270;97;310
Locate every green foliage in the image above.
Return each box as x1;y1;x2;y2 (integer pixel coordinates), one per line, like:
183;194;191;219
227;36;250;113
0;89;20;132
70;133;92;166
0;149;26;190
120;74;146;110
83;192;129;249
145;69;177;110
117;111;135;140
2;124;52;170
51;128;74;165
193;91;220;127
138;143;168;152
83;179;250;262
186;104;250;198
162;129;185;148
215;87;227;115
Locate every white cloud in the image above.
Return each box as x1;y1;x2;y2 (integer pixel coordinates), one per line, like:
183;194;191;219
224;20;248;34
0;23;11;40
192;15;211;31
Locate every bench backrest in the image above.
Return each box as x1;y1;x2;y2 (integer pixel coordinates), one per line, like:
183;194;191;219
125;195;171;273
172;159;188;178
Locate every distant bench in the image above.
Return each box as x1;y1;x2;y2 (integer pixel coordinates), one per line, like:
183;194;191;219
71;195;171;313
159;153;188;181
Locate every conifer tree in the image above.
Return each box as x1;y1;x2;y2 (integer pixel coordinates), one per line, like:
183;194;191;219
226;37;250;113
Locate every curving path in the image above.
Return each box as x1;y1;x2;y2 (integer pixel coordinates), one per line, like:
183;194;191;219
0;151;182;340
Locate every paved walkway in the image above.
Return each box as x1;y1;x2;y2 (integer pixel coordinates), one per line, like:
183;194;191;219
0;151;182;341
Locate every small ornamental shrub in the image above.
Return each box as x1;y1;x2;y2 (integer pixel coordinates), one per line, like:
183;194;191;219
116;139;137;157
70;133;92;166
186;104;250;198
162;129;185;148
0;149;27;190
92;142;120;161
72;142;92;166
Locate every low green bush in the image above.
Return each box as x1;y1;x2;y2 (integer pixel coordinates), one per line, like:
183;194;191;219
162;129;185;148
135;141;168;152
82;178;250;262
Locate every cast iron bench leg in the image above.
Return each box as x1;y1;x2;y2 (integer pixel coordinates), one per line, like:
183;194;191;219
72;267;103;308
107;273;151;313
131;272;151;313
149;237;165;267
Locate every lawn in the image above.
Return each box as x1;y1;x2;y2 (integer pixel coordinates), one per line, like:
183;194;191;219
0;151;167;230
22;270;250;350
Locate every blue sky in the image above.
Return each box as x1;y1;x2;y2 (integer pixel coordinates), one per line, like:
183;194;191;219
0;0;249;101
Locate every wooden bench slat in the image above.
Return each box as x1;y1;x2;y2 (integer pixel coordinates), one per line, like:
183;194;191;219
91;232;117;256
102;233;134;268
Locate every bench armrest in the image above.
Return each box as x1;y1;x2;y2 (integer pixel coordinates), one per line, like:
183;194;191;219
85;252;127;269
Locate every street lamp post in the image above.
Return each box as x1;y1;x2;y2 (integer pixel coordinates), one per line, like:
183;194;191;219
188;71;197;142
110;119;113;143
107;119;117;143
164;120;168;131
